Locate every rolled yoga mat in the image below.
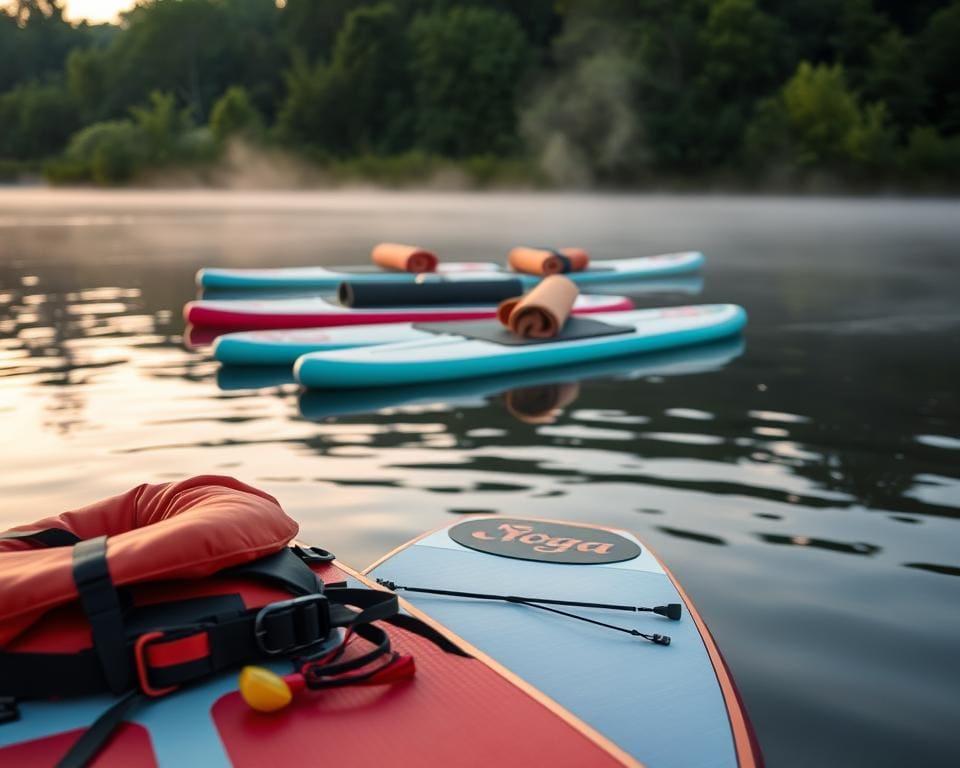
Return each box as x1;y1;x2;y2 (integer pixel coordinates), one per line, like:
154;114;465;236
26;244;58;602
371;243;438;273
508;247;591;276
338;279;524;308
497;275;579;338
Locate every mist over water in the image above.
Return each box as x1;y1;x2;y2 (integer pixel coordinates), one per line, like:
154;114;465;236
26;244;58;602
1;190;958;767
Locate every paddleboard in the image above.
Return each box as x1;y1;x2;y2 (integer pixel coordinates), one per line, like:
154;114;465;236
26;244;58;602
197;252;704;290
295;336;745;418
197;274;704;303
294;304;747;389
211;279;710;365
365;517;761;768
186;293;633;331
0;557;640;768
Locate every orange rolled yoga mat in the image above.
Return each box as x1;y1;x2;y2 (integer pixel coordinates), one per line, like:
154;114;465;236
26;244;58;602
371;243;438;273
497;274;579;338
508;246;590;276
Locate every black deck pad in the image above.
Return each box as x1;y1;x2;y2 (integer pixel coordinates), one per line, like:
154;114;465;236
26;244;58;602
413;316;634;346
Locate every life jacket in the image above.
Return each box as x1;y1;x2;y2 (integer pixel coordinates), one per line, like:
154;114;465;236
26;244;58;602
0;476;459;768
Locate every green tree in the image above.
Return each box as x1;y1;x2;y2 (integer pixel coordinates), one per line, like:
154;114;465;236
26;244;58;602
277;2;413;154
60;119;146;184
408;6;530;156
688;0;786;167
900;126;960;179
0;82;79;160
830;0;893;87
66;46;112;124
77;0;281;123
919;0;960;133
327;2;413;152
745;61;894;171
275;52;345;150
860;30;926;136
210;86;264;143
130;91;192;163
0;1;111;95
279;0;372;64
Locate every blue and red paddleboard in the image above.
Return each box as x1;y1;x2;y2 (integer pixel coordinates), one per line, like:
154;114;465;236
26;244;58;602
196;252;705;290
0;557;642;768
0;527;761;767
366;517;762;768
184;293;632;331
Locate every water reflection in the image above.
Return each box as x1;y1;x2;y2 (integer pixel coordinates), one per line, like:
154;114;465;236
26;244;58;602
217;365;297;390
1;191;959;768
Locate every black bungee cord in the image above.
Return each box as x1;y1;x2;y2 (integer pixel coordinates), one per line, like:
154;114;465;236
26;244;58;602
376;579;681;646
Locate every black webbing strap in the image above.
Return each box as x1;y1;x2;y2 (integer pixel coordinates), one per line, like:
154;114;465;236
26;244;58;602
0;594;332;698
382;614;471;657
326;588;399;629
55;690;143;768
222;548;321;596
72;537;130;693
0;528;82;548
551;249;573;273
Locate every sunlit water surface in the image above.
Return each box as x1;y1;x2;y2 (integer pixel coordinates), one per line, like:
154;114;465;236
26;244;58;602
1;190;958;767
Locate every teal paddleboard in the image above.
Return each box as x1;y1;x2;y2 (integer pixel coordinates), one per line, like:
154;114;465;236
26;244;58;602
294;304;747;389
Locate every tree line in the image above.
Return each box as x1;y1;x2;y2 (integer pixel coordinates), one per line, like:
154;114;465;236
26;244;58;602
1;0;958;189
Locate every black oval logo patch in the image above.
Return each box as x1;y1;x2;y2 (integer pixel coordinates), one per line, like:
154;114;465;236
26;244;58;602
449;518;641;565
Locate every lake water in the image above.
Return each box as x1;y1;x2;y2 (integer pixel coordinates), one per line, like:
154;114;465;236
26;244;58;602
1;189;958;766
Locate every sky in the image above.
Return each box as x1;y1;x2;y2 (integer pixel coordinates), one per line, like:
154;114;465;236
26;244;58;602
62;0;135;23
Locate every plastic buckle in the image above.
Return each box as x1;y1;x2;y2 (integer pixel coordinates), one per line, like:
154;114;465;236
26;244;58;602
254;594;330;656
292;544;335;564
134;631;179;697
0;696;19;724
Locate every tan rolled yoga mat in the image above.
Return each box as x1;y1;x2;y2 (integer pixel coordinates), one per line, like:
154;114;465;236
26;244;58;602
497;274;579;338
508;247;590;275
371;243;438;273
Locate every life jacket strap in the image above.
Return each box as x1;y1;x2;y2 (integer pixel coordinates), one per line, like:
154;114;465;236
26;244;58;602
72;537;130;694
0;527;82;548
0;588;403;700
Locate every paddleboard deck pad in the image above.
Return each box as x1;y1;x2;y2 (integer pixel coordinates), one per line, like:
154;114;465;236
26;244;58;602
186;293;633;331
366;517;762;768
197;252;704;290
294;304;747;388
412;316;633;346
0;558;641;768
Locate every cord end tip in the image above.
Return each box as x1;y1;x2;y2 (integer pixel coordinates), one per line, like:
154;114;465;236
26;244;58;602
654;603;683;621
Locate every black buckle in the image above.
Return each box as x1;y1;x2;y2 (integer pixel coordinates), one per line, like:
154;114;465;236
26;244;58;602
292;544;335;564
254;594;330;656
0;696;19;724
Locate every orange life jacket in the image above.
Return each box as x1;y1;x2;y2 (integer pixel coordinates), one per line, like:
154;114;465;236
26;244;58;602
0;477;446;767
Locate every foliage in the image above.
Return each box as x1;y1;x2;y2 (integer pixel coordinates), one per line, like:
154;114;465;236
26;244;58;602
0;82;79;160
918;0;960;134
61;119;146;184
899;126;960;179
0;0;955;189
210;86;264;144
0;0;113;94
408;7;530;157
46;90;215;184
745;62;894;173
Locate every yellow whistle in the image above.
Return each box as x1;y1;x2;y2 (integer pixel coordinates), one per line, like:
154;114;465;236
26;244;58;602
239;666;297;712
